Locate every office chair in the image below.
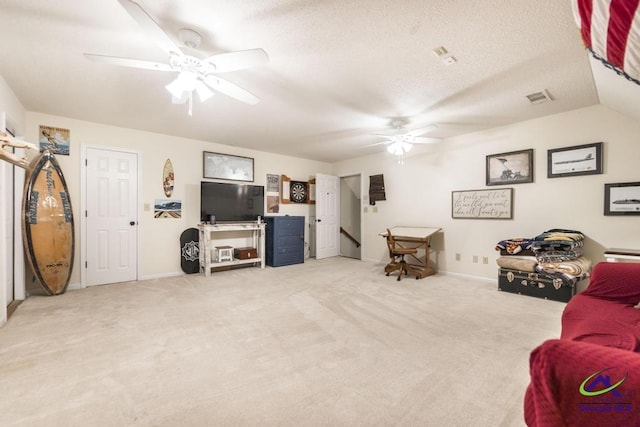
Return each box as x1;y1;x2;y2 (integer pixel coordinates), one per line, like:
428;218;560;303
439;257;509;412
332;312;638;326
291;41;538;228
385;228;419;281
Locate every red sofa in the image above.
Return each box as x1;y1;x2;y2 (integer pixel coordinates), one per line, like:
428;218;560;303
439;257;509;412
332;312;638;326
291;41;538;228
524;262;640;427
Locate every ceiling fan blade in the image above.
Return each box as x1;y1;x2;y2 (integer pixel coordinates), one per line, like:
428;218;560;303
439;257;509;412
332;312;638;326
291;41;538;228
371;129;404;137
171;93;188;104
84;53;174;71
203;75;260;105
362;140;391;148
411;137;441;144
406;124;437;137
117;0;181;56
203;49;269;72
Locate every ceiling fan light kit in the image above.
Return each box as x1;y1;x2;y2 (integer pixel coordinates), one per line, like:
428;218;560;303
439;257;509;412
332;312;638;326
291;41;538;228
84;0;268;115
370;121;440;159
387;141;413;155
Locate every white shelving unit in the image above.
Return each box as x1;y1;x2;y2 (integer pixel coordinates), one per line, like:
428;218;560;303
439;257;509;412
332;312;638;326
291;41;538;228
198;221;266;276
604;248;640;263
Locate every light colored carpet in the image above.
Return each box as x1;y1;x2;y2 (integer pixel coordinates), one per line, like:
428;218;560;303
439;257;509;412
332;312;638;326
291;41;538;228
0;257;565;426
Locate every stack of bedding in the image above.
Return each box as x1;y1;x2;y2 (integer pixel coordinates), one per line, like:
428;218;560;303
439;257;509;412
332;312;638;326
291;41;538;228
495;229;591;302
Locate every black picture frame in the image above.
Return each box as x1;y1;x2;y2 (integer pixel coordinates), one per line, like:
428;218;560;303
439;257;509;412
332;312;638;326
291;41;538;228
547;142;603;178
486;149;533;186
604;182;640;216
203;151;254;182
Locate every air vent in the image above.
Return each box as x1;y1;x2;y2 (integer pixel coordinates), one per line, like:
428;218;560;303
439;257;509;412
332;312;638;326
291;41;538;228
526;90;553;104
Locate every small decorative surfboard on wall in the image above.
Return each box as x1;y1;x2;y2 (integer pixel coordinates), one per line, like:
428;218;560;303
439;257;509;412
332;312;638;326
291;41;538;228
22;149;74;295
163;158;174;197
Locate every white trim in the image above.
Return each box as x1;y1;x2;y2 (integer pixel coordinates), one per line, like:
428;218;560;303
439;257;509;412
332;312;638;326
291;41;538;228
442;270;498;284
140;271;184;281
364;260;498;284
80;144;142;288
13;147;25;301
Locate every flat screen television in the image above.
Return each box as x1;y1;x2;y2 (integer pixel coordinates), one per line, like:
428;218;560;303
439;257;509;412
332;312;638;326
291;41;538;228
200;181;265;223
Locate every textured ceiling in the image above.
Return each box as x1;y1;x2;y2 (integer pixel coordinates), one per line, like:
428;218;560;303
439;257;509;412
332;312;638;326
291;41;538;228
0;0;600;162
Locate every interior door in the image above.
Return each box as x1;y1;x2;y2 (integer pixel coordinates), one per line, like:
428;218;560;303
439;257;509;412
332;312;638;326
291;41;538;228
85;147;138;286
314;173;340;259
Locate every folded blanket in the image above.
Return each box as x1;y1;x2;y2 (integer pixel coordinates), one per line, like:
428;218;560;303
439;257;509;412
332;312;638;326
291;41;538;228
495;238;535;255
532;266;588;287
496;256;538;272
537;256;592;276
534;248;583;263
533;229;585;242
531;240;584;251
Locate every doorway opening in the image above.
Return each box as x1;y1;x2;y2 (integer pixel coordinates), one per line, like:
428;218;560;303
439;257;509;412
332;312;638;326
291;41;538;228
339;174;362;260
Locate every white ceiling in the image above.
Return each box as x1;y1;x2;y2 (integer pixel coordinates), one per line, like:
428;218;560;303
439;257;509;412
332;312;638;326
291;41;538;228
0;0;627;163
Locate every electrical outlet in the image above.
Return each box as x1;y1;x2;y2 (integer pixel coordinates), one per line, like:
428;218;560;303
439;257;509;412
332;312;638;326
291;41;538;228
482;256;489;265
373;206;378;213
472;255;478;263
455;253;461;261
363;207;368;213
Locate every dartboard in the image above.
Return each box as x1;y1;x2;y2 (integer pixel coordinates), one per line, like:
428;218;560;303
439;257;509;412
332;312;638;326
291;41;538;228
290;181;308;203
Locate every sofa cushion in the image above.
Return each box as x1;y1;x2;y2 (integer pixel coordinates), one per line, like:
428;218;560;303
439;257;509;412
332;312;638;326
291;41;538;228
525;339;640;426
562;294;640;350
581;262;640;304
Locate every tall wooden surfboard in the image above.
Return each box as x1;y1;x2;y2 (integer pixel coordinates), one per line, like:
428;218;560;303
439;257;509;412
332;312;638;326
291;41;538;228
22;149;74;295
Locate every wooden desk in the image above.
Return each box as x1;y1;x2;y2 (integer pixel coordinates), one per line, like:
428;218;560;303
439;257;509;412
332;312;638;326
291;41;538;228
380;226;442;279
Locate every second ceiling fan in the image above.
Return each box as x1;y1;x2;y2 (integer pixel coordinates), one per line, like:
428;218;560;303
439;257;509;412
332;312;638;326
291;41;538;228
85;0;268;115
371;119;441;156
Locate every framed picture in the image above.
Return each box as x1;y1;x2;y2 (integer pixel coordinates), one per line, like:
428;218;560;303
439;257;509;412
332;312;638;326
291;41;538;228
451;188;514;219
547;142;603;178
203;151;254;182
604;182;640;215
39;125;70;155
486;149;533;186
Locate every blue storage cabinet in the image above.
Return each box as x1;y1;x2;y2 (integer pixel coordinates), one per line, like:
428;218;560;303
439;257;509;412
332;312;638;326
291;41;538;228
264;216;305;267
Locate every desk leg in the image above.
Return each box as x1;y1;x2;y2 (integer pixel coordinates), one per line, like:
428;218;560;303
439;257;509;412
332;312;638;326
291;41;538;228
407;240;436;279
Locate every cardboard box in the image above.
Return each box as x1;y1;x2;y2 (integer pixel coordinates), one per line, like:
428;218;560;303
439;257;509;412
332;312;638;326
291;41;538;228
234;247;257;260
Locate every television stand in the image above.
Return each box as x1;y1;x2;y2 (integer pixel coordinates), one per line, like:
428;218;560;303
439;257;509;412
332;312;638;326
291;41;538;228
197;221;266;276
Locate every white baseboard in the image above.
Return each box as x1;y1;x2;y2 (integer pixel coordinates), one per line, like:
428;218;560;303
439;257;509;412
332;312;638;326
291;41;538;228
139;271;185;281
68;271;185;290
442;270;498;284
363;258;497;284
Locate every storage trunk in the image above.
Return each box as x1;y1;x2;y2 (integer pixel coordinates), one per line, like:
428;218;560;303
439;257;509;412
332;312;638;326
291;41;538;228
498;268;576;303
234;247;257;260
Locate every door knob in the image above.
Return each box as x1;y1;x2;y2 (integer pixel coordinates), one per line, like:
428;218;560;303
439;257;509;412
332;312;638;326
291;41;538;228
130;221;136;226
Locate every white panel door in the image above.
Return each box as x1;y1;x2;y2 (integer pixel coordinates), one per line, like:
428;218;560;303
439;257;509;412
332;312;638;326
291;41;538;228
315;173;340;259
85;148;138;286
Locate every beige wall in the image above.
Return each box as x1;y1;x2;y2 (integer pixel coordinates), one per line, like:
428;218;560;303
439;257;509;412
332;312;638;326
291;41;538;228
24;112;332;284
333;105;640;282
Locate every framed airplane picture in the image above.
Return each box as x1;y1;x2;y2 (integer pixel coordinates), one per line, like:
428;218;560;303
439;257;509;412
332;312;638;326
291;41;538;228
604;182;640;216
547;142;603;178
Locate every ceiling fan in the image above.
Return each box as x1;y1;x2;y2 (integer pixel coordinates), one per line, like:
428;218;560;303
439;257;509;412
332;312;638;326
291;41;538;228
84;0;268;115
370;119;440;158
